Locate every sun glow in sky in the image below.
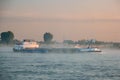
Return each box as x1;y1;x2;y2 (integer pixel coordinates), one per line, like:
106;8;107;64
0;0;120;42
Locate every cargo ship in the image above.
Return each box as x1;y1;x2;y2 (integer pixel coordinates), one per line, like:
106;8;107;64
13;39;101;53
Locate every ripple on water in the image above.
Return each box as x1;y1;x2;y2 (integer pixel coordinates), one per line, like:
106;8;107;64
0;49;120;80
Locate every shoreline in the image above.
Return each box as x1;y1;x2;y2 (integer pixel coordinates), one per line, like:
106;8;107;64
0;43;119;50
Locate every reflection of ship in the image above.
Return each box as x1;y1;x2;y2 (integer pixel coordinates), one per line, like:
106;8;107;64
13;39;101;53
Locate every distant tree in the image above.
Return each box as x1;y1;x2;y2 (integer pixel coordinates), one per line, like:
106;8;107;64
63;40;74;44
43;32;53;43
1;31;14;44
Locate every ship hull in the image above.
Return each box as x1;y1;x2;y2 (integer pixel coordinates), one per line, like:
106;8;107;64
13;48;101;53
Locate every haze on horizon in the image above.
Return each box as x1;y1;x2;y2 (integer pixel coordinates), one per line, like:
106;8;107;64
0;0;120;42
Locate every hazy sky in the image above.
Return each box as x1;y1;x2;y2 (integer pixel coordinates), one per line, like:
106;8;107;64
0;0;120;42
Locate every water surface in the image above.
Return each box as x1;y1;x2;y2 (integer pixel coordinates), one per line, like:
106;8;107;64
0;47;120;80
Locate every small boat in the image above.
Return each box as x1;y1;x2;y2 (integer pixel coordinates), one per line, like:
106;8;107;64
13;39;101;53
78;47;101;52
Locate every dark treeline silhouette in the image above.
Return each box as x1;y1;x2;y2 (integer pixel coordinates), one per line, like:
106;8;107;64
0;31;14;44
0;31;119;48
43;32;53;43
63;39;106;45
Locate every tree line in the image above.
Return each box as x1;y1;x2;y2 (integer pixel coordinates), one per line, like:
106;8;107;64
0;31;120;48
0;31;53;44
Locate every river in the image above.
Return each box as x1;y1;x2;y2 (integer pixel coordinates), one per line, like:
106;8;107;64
0;47;120;80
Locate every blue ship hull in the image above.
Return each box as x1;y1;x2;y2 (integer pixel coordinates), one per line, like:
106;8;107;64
13;48;101;53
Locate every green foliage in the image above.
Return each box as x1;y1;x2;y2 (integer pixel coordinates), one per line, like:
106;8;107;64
1;31;14;44
43;32;53;43
113;43;120;48
63;40;74;44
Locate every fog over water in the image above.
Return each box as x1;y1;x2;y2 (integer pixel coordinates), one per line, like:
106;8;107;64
1;1;120;79
0;46;120;80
